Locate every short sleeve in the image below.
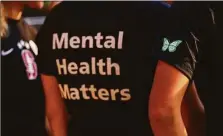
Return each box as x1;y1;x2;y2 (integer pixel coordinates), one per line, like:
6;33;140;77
154;5;199;80
35;4;64;76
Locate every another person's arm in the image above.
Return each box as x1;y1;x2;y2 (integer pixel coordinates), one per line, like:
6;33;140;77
181;81;205;136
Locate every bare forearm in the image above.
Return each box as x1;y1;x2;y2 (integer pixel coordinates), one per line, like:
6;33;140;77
150;111;187;136
183;112;205;136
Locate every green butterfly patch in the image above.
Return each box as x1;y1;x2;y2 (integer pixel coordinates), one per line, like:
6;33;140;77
162;38;183;52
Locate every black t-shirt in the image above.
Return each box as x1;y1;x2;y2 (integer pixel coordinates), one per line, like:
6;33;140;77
36;2;199;136
2;18;47;136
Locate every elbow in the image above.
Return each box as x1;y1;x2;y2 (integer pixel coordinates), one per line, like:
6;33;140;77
148;95;180;124
149;105;176;123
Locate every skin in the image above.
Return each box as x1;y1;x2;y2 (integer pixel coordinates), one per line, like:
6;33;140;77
2;2;67;136
149;61;189;136
149;61;206;136
181;81;206;136
41;75;68;136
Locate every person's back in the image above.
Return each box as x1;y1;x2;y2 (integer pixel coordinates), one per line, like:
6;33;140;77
37;2;200;136
38;2;157;135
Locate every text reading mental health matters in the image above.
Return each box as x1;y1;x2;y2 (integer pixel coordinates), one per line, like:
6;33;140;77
52;31;131;102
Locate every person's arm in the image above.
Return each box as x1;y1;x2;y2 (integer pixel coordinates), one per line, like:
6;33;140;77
35;4;72;136
181;81;206;136
149;61;189;136
41;74;67;136
148;6;202;135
